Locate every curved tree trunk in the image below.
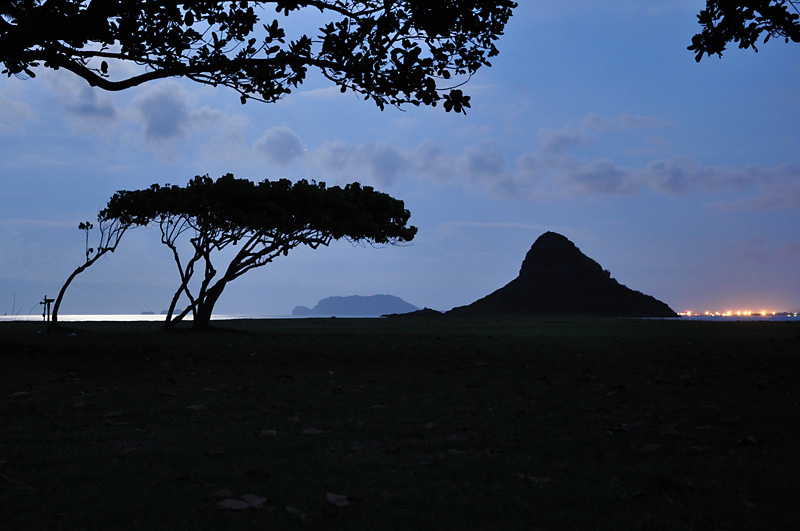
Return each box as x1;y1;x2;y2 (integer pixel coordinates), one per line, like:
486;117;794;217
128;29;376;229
193;281;227;330
52;253;105;328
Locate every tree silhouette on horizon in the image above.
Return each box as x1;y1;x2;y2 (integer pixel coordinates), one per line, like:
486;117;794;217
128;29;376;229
51;219;129;327
99;174;417;330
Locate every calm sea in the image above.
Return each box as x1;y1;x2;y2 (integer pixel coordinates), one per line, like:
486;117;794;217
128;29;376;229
2;314;798;323
0;314;291;322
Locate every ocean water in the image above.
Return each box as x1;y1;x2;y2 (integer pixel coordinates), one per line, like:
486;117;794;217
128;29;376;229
0;314;290;323
2;313;798;323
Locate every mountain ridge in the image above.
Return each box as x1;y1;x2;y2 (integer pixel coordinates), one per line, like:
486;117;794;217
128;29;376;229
449;232;678;317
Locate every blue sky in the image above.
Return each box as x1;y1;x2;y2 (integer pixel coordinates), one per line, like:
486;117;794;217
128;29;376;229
2;1;799;317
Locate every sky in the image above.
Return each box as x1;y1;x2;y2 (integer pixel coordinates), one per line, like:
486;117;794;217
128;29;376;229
1;1;799;317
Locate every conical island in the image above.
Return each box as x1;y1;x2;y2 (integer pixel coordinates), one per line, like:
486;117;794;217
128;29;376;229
449;232;678;317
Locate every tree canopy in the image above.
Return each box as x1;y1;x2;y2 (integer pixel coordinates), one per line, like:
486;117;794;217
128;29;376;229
100;174;417;329
690;0;800;60
1;0;517;113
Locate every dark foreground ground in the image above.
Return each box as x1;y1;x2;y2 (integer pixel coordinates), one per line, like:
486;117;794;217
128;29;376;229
1;317;799;530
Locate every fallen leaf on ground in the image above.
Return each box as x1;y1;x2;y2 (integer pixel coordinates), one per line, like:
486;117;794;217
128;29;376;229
739;494;757;507
659;424;683;437
8;392;30;399
326;492;355;507
301;427;327;435
637;443;662;454
241;494;268;508
217;499;252;510
216;494;268;510
247;467;270;478
514;474;551;485
258;429;277;437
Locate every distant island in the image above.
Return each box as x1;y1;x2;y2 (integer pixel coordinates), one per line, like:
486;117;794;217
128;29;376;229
449;231;678;318
293;295;420;317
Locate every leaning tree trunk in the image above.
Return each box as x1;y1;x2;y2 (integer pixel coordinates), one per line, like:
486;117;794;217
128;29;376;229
51;253;106;328
192;281;228;330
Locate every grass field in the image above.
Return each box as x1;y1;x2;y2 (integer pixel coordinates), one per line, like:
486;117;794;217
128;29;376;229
2;317;799;530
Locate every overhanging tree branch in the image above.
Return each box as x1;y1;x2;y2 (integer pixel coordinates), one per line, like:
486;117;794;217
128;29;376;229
690;0;800;60
2;0;518;112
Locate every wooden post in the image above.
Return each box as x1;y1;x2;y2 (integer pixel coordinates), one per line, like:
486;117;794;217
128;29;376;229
41;296;54;332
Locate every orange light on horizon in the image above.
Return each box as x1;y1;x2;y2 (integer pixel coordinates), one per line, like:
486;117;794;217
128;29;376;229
680;308;785;317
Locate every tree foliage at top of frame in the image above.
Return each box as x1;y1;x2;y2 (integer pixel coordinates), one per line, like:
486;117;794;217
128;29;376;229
690;0;800;60
1;0;517;113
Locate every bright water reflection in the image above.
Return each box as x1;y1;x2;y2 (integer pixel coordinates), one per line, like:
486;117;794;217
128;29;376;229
0;314;290;322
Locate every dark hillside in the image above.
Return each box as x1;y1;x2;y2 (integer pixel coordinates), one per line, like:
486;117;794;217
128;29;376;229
450;232;677;317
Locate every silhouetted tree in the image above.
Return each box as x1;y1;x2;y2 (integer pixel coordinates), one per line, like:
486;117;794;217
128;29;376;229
1;0;517;113
100;174;417;329
52;218;129;326
690;0;800;60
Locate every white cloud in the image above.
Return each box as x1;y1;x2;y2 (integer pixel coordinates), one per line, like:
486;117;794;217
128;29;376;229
314;140;408;187
135;81;192;139
66;85;119;120
558;158;639;196
359;142;407;186
646;157;697;195
538;125;589;155
41;69;121;123
411;139;455;182
644;158;800;209
463;141;507;178
222;112;799;209
316;139;354;172
0;93;34;136
582;112;671;132
254;126;306;165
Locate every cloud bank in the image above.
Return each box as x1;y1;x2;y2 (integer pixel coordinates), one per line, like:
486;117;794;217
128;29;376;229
269;114;799;211
23;79;797;212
